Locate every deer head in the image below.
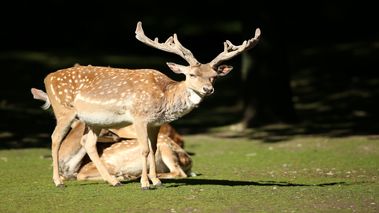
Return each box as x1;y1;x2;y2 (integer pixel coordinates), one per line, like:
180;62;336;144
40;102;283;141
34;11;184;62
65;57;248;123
135;21;261;97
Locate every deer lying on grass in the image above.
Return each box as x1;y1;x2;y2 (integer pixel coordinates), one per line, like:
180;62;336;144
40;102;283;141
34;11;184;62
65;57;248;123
34;21;260;189
58;120;192;181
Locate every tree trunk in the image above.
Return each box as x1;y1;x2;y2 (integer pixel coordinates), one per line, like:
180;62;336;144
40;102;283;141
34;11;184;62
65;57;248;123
239;9;298;128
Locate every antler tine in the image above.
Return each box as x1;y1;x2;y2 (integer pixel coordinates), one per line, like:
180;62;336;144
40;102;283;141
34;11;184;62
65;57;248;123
135;21;199;66
209;28;261;67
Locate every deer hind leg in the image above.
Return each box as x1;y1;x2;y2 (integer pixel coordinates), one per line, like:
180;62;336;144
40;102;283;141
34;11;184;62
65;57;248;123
58;120;87;180
157;142;188;179
51;110;77;187
81;127;121;186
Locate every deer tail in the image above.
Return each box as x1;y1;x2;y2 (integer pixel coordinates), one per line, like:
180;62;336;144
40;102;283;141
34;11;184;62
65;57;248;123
31;88;51;110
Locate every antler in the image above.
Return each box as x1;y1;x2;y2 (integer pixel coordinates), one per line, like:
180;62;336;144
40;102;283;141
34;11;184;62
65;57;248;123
135;21;200;66
209;28;261;67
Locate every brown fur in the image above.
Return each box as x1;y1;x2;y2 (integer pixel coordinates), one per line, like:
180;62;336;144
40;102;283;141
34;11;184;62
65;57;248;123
58;122;192;181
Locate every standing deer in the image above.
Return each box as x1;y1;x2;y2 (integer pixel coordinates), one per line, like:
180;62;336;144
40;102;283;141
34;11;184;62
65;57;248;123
32;87;191;181
37;21;260;189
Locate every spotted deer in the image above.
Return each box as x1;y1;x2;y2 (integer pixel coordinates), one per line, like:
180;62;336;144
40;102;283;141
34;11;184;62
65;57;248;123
78;124;192;181
36;21;260;189
57;120;192;181
32;88;191;180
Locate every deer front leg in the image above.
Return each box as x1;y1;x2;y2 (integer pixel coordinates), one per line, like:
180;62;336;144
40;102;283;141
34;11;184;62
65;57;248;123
134;121;151;190
147;126;162;187
77;163;126;181
81;127;121;186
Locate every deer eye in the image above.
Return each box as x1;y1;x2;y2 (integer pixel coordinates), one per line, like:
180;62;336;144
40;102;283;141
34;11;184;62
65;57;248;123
189;74;196;78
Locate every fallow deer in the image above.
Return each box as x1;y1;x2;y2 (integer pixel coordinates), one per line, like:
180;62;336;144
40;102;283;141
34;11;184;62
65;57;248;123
31;88;190;181
35;21;260;189
57;120;192;182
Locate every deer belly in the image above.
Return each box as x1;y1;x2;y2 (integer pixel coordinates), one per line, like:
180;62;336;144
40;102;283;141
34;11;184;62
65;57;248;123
77;110;133;128
74;95;134;128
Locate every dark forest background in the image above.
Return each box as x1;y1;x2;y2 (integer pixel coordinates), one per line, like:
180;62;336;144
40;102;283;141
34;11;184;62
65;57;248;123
0;1;378;148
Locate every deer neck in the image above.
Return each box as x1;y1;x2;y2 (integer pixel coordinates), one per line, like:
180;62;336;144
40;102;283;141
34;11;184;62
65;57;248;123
161;81;204;123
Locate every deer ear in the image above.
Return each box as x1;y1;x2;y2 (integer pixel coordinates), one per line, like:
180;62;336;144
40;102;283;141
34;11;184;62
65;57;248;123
166;62;187;74
217;65;233;76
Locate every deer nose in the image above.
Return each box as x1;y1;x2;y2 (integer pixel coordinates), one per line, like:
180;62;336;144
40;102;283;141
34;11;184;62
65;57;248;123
203;86;214;95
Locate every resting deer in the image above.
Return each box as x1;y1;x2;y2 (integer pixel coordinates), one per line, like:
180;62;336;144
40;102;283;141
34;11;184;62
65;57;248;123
56;120;192;181
35;21;260;189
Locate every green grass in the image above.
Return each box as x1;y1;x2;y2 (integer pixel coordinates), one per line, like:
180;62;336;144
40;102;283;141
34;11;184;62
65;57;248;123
0;135;378;213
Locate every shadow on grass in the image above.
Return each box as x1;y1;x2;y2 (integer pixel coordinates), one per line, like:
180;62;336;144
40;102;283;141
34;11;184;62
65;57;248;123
69;178;349;188
160;178;348;188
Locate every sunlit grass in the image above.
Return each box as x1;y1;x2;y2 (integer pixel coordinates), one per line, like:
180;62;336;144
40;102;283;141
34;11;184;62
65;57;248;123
0;135;377;212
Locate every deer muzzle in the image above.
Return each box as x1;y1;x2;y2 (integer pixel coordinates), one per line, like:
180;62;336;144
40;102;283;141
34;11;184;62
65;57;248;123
203;86;214;95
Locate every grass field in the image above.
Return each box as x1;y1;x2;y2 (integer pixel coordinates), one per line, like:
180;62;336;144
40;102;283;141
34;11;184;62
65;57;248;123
0;134;377;213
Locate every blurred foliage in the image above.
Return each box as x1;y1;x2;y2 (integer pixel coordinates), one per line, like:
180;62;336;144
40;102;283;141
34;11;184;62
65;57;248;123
0;1;378;148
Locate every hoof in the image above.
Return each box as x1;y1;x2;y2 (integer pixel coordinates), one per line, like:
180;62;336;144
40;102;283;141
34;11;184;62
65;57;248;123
141;186;150;190
56;183;65;188
148;183;163;190
113;182;123;187
153;182;163;188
